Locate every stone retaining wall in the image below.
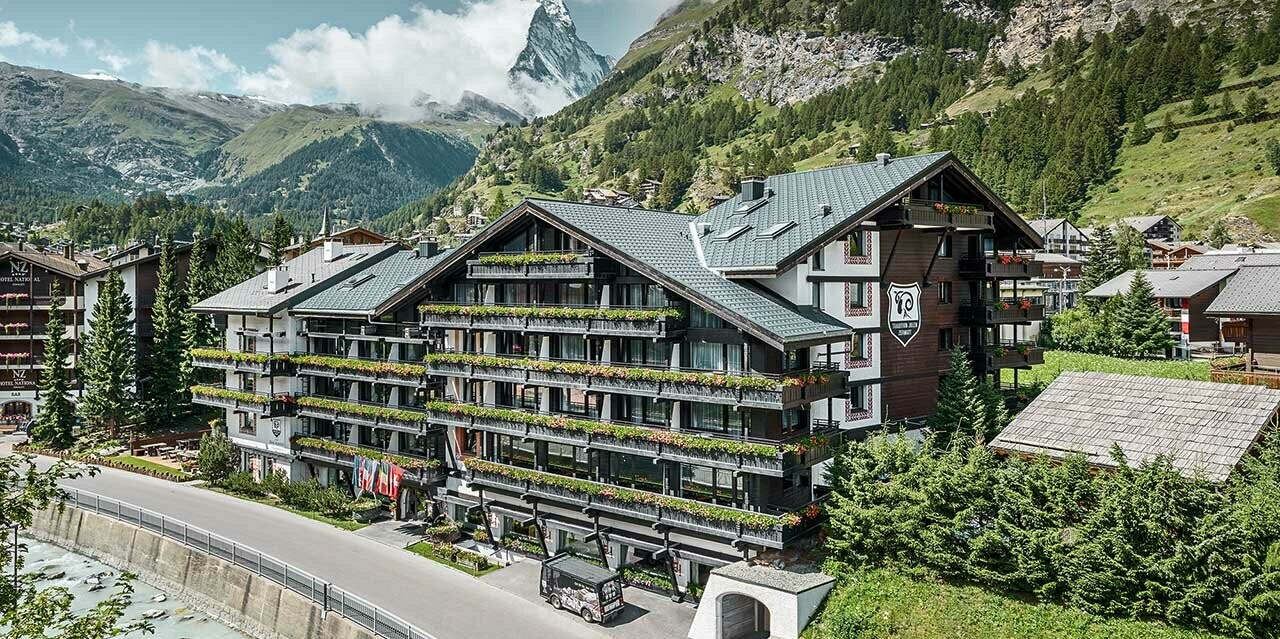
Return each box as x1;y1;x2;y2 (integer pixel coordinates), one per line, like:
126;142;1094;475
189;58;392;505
28;506;375;639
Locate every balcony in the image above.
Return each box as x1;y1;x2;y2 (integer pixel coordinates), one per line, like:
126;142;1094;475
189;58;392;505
418;304;686;339
190;349;292;375
975;343;1044;370
424;354;848;409
292;437;443;486
427;403;842;477
465;459;824;549
190;385;296;417
291;355;433;388
464;252;610;280
300;320;421;342
296;396;442;434
960;255;1043;280
960;301;1045;325
879;200;993;231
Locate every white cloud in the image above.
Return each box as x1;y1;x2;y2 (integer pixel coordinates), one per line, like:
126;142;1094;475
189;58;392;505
97;51;132;72
0;21;68;56
142;41;239;90
238;0;543;118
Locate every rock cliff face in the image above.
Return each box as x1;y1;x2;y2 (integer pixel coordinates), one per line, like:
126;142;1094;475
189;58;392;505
508;0;614;114
990;0;1263;65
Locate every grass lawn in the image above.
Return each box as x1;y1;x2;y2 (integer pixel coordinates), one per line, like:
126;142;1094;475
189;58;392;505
1001;351;1210;387
202;485;369;532
405;541;502;577
105;455;192;480
804;569;1223;639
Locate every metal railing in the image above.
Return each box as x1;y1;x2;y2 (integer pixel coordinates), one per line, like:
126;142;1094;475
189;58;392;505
58;487;437;639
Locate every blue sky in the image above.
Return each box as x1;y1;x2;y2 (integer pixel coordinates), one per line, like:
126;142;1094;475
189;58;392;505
0;0;677;113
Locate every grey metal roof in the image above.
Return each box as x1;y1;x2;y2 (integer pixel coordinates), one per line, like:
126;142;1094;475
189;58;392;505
693;152;952;271
990;371;1280;482
1206;265;1280;316
1120;215;1177;233
1179;252;1280;270
194;243;396;315
713;561;835;594
1027;218;1067;237
294;248;454;315
544;554;617;584
528;199;853;348
1084;269;1233;298
1033;252;1081;264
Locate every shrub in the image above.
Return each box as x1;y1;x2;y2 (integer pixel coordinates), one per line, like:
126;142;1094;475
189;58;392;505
221;471;265;497
197;430;238;482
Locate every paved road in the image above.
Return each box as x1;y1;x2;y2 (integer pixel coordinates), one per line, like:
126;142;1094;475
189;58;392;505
7;442;610;639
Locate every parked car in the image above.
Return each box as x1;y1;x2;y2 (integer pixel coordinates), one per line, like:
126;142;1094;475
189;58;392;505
540;553;624;623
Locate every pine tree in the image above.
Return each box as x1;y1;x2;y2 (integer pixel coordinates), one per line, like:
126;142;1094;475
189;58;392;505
267;212;294;266
1114;224;1148;271
1128;116;1153;145
1243;89;1267;122
1114;271;1175;357
1189;91;1209;116
1208;219;1232;248
30;280;74;450
212;218;257;291
929;348;988;446
1221;91;1236;118
181;235;219;387
1081;224;1122;302
78;271;137;436
141;237;186;428
1161;112;1178;143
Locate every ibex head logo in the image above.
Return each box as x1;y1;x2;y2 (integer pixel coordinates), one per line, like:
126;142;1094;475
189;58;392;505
886;282;922;347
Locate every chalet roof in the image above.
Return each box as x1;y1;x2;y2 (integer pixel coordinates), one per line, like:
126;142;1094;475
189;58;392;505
1120;215;1178;233
1180;252;1280;270
1205;265;1280;316
294;248;454;316
1026;218;1067;236
692;151;1041;273
1084;269;1233;298
194;243;395;315
1033;252;1081;265
0;246;105;279
990;371;1280;482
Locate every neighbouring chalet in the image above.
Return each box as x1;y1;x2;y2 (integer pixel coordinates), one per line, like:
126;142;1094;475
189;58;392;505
991;371;1280;482
1148;240;1208;269
1085;268;1235;350
1028;217;1090;258
281;216;394;261
1120;214;1182;243
190;150;1042;609
1205;265;1280;388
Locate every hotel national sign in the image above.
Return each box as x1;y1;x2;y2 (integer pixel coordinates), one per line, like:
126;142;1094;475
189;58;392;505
886;282;922;347
0;368;39;390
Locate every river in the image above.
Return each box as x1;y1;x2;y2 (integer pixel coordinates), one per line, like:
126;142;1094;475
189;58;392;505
14;538;254;639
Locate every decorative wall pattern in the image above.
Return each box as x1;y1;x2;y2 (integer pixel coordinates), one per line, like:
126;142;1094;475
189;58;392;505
844;282;872;317
844;231;873;265
845;334;872;369
846;385;873;421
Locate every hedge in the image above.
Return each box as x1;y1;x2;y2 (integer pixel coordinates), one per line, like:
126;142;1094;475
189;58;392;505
290;354;426;378
419;304;682;322
291;436;441;470
298;396;428;425
467;459;814;530
475;253;581;266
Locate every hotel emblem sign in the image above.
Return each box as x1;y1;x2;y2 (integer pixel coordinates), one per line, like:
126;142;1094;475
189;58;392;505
886;282;922;347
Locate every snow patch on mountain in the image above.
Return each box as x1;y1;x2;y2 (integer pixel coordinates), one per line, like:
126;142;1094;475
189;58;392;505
508;0;614;115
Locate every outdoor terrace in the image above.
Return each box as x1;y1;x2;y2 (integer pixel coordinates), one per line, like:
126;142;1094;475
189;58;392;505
292;436;444;486
295;396;443;435
975;342;1044;370
878;199;993;231
292;354;437;389
190;349;293;375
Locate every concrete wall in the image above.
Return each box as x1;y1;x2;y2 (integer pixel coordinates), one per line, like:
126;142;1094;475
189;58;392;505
28;506;375;639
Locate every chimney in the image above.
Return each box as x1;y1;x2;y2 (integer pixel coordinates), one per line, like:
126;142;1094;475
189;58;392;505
740;177;765;202
16;239;24;251
266;266;289;294
63;242;73;260
76;258;89;272
323;240;343;262
694;222;712;237
417;238;439;258
875;152;891;166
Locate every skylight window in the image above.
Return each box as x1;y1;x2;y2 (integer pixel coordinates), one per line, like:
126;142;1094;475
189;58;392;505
757;221;796;239
346;273;376;288
732;199;766;216
711;225;751;242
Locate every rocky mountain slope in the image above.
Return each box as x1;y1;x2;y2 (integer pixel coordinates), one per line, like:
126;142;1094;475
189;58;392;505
508;0;614;114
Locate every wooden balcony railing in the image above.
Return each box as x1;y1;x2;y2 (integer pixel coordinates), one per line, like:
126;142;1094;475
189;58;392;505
960;254;1043;280
464;252;610;280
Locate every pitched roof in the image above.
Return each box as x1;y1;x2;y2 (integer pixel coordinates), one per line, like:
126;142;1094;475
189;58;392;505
1032;252;1081;265
990;371;1280;481
691;151;1041;273
1027;218;1067;236
0;247;105;279
1205;265;1280;316
294;248;454;316
1180;252;1280;270
194;243;396;315
1084;269;1233;298
528;199;853;348
1120;215;1178;233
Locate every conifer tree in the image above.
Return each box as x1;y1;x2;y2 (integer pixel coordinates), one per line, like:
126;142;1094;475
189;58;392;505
78;271;136;436
1243;89;1267;122
213;218;257;291
1114;270;1175;357
141;237;186;428
1081;224;1122;302
1161;112;1178;142
929;348;988;446
267;212;294;266
1114;224;1148;271
30;280;74;450
181;235;218;386
1207;219;1232;248
1128;116;1153;145
1189;91;1209;116
1221;91;1236;118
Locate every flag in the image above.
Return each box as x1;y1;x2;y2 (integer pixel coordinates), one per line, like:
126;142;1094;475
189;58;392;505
375;461;391;496
361;458;379;494
352;455;364;497
388;464;405;501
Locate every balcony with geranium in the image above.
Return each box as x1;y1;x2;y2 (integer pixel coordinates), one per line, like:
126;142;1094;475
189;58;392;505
189;384;297;417
878;199;994;231
975;340;1044;370
464;250;612;280
960;252;1043;280
960;297;1045;325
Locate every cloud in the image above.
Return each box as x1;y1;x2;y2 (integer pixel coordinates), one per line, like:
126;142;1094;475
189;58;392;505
0;21;68;56
142;41;239;90
237;0;542;118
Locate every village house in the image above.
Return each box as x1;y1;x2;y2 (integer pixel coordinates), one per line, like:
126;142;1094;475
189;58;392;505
1120;214;1182;243
1086;268;1234;356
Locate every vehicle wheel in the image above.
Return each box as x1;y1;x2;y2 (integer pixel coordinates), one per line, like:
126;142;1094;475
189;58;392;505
580;607;599;624
549;595;562;610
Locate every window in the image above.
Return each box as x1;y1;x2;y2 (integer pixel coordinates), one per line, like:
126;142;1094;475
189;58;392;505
241;335;257;354
848;282;867;309
849;388;867;411
607;452;663;491
496;435;537;469
680;464;739;504
556;388;596;416
938;328;954;351
688;403;747;434
690;342;743;373
937;235;953;257
615;395;670;426
938;281;953;304
846;232;866;258
555;335;587;361
689;307;724;328
782;409;801;434
711;225;751;242
849;336;864;360
757;221;795;238
620;338;670;366
811;248;825;271
546;442;591;478
811;282;823;309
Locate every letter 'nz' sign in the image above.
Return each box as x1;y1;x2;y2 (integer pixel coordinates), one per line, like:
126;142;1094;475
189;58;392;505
886;282;922;347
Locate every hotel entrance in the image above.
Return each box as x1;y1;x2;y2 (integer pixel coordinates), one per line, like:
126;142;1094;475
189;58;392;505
1;400;32;429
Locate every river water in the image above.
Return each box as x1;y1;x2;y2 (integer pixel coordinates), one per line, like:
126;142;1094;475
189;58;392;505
15;538;254;639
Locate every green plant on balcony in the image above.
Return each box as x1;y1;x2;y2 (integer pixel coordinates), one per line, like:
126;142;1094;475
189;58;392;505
992;301;1011;311
618;565;673;592
418;304;682;322
475;253;581;266
2;322;28;334
1016;344;1032;356
467;459;819;530
426;401;821;458
190;385;269;406
190;348;283;365
1;292;29;306
291;354;426;378
931;202;979;217
291;435;441;470
1;352;29;363
992;347;1008;358
1211;356;1245;370
425;352;819;393
297;396;427;425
